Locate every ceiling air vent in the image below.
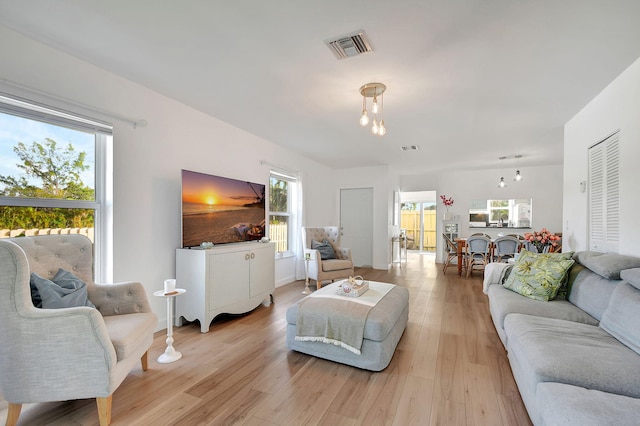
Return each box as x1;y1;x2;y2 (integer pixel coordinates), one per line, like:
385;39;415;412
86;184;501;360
325;30;373;59
400;146;420;151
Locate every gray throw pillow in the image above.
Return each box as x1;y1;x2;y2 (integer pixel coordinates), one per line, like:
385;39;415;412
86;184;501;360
621;268;640;291
600;282;640;355
574;252;640;280
311;239;337;260
31;269;95;309
29;276;43;308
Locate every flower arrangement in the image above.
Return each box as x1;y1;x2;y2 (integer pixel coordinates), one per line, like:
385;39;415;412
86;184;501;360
523;228;561;253
440;195;454;211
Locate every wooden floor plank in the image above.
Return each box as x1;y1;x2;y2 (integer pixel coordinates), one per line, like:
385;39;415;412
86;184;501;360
392;375;435;426
0;252;531;426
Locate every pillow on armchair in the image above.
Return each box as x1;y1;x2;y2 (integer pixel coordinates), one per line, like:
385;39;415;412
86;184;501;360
30;269;95;309
311;239;337;260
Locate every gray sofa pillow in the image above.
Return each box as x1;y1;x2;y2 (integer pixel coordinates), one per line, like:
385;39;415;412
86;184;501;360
621;268;640;290
600;282;640;355
574;252;640;280
30;269;95;309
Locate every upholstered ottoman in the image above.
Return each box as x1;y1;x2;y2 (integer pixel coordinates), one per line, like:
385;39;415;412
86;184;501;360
286;281;409;371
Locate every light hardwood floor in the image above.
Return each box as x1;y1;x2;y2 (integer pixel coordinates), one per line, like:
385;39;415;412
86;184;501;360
1;252;532;425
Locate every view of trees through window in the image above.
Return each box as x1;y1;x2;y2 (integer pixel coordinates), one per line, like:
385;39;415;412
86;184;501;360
269;176;290;253
489;199;509;222
0;111;96;234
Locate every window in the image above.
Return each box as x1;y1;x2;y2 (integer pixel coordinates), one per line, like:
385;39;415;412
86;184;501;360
469;199;532;228
488;199;509;224
0;94;112;280
269;170;298;255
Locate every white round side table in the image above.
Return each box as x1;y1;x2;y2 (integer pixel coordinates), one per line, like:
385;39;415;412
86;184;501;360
153;288;186;363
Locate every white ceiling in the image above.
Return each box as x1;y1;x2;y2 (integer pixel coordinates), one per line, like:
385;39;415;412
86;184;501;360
1;0;640;174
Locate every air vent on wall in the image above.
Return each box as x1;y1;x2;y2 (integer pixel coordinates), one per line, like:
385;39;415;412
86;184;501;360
400;145;420;151
325;30;373;59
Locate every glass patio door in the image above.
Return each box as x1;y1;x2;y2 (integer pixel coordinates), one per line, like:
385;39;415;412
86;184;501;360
400;201;436;252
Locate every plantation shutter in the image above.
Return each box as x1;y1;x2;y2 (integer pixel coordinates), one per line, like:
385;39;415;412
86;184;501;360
588;132;620;253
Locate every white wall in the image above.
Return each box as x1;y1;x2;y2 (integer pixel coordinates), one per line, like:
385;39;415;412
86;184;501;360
401;165;563;262
564;56;640;256
0;26;335;330
401;191;436;204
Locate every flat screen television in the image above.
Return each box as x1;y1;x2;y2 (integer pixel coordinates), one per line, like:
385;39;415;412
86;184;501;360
181;169;266;248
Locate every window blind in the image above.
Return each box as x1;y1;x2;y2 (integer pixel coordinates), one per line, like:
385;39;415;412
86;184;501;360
0;93;113;135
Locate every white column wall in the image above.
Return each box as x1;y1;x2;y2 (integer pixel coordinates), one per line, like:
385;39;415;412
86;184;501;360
564;56;640;256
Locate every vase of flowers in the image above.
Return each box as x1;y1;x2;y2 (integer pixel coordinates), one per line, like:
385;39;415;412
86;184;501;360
523;228;561;253
440;195;454;220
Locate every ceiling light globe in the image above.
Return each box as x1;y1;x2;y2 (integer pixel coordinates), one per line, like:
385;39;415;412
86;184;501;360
514;170;523;181
378;121;386;136
372;97;379;114
359;111;369;126
498;177;506;188
371;119;379;135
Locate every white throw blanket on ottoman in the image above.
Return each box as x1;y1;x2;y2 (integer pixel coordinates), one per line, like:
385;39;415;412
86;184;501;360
295;281;394;354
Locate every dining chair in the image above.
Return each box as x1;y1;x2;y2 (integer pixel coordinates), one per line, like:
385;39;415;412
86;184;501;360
442;234;464;274
471;232;491;237
549;233;562;253
523;241;551;253
492;236;521;262
466;235;492;277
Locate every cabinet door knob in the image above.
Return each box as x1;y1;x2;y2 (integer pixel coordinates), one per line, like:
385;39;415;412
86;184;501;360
251;252;255;259
245;253;250;260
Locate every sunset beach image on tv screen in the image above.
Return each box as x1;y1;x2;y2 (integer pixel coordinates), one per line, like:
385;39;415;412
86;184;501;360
181;169;266;247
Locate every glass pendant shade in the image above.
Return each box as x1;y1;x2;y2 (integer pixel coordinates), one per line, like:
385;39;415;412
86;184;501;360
359;110;369;126
513;155;523;181
498;177;506;188
378;120;386;136
371;119;379;134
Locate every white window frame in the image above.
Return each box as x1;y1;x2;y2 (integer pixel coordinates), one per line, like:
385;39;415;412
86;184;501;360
269;170;298;258
0;93;113;281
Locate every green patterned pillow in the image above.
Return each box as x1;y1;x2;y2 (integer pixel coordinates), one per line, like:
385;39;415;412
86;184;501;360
503;250;575;301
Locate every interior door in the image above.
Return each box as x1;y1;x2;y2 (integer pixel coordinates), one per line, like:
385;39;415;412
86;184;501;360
340;188;373;267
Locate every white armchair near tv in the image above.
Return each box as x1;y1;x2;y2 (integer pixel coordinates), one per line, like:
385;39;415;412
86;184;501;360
301;226;354;289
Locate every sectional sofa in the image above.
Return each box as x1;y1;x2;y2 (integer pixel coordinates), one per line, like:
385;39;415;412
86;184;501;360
485;251;640;426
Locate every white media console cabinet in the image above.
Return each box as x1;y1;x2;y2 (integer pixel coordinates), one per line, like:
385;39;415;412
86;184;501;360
175;241;275;333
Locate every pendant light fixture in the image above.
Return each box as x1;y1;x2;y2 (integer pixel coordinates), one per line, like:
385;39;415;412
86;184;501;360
513;154;523;182
359;82;386;136
498;156;507;188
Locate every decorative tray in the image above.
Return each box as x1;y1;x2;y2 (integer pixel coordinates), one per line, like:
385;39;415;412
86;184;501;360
336;276;369;297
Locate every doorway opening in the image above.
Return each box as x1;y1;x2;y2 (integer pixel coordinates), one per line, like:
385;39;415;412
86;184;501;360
400;191;437;253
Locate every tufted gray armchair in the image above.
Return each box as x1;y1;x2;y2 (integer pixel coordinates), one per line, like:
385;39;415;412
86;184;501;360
0;234;157;426
301;226;354;289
